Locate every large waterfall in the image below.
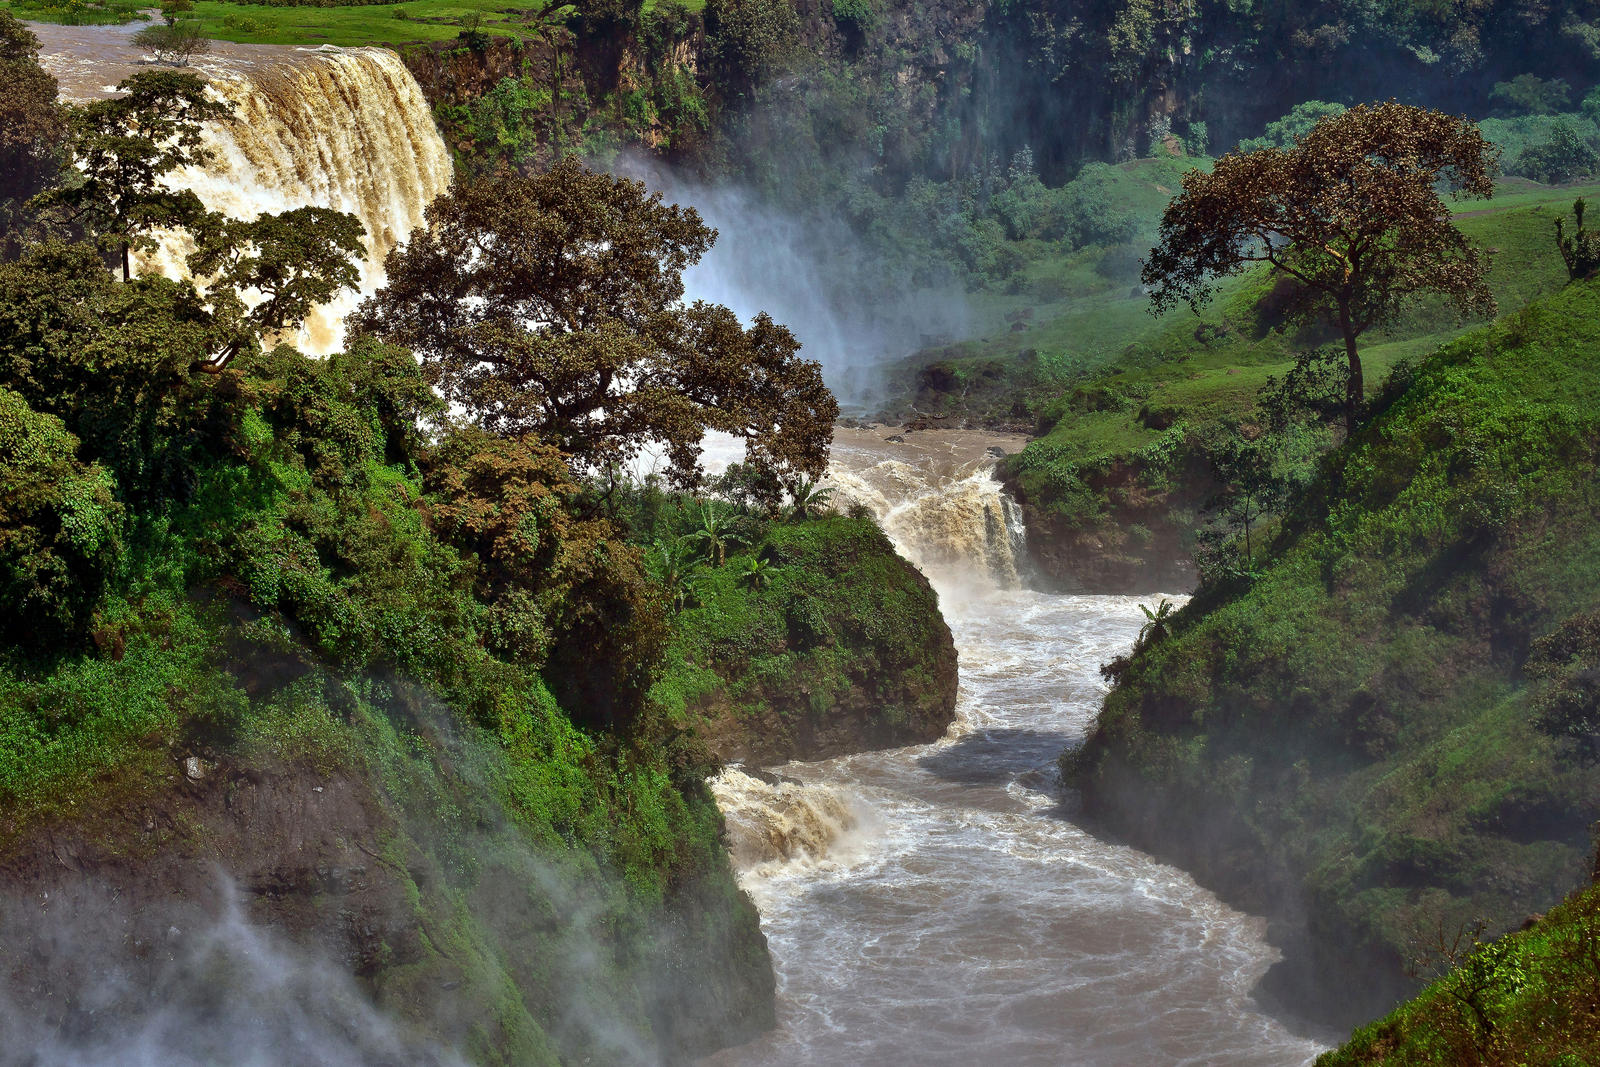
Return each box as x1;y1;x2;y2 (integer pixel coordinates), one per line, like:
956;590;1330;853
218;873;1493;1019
142;47;452;353
32;25;452;356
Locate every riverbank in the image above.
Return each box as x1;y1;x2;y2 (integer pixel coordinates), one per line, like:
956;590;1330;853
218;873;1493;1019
1069;276;1600;1031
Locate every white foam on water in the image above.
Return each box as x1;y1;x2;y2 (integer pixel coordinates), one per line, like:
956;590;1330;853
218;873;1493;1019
707;436;1326;1067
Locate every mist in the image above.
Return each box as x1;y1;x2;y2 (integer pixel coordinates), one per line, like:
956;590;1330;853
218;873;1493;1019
622;160;971;415
0;879;462;1067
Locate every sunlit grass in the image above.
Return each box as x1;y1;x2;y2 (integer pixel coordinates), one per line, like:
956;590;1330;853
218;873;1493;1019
6;0;702;47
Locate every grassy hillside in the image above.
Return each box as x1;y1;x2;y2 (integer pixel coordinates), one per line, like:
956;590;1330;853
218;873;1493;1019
1067;275;1600;1029
1320;870;1600;1066
925;175;1600;589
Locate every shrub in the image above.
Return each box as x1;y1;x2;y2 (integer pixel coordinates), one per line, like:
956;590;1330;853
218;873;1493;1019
1237;100;1346;151
1491;73;1573;116
0;387;123;641
1513;120;1599;184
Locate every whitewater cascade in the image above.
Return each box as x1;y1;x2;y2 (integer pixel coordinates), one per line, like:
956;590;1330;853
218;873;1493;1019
822;426;1028;591
140;47;452;354
708;429;1326;1066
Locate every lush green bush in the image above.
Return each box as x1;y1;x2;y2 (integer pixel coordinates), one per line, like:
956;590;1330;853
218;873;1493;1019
0;387;122;643
1237;100;1346;151
1490;73;1573;116
1513;119;1599;184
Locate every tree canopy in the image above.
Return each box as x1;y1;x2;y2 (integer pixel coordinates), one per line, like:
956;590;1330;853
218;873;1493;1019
0;14;61;260
33;70;230;280
1142;102;1499;431
352;157;837;486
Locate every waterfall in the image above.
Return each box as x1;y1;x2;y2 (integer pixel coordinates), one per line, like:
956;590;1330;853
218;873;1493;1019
138;47;452;354
710;767;871;874
824;427;1029;593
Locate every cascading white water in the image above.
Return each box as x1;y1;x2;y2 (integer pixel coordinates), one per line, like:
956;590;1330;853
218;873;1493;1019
134;47;453;354
708;427;1327;1066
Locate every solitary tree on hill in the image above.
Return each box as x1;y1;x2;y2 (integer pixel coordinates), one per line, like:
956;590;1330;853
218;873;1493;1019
1142;102;1499;433
352;157;837;485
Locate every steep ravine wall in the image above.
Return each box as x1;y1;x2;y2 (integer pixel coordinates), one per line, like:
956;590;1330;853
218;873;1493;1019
0;678;774;1064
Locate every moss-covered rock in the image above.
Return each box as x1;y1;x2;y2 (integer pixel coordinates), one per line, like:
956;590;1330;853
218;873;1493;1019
653;515;959;765
0;651;773;1065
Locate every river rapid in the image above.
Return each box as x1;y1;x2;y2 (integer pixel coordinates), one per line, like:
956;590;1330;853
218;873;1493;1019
707;428;1326;1067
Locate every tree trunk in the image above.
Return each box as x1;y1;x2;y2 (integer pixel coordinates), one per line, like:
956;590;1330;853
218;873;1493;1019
120;242;131;283
1339;303;1363;435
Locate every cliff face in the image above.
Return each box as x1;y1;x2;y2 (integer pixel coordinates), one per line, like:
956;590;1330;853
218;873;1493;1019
1005;457;1204;595
1068;278;1600;1030
653;516;960;767
0;668;773;1064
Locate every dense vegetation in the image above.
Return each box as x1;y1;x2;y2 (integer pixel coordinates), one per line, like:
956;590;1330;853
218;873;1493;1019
1067;273;1600;1027
647;508;957;763
1320;867;1600;1065
0;16;960;1056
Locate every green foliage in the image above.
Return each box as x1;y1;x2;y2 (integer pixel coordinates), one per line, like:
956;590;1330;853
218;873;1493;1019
706;0;797;91
32;69;231;279
1071;277;1600;1027
648;512;951;757
1526;611;1600;763
1237;100;1346;151
0;386;122;641
829;0;873;33
131;19;210;64
1322;880;1600;1065
1513;119;1599;185
1491;73;1573;116
1556;197;1600;281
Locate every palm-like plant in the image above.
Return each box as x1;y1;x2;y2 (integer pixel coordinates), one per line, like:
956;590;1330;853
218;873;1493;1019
741;555;775;591
786;477;835;522
648;537;698;612
1137;599;1175;649
686;503;746;567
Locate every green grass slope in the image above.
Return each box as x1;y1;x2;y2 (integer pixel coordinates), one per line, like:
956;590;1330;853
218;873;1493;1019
1319;868;1600;1066
962;180;1600;589
1068;276;1600;1029
3;0;701;48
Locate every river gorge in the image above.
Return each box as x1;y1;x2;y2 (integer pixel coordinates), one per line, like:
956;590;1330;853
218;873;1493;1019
703;430;1326;1065
10;25;1378;1065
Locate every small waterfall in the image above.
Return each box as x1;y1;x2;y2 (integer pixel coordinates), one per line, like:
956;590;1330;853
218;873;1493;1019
139;47;452;354
710;767;868;873
825;429;1028;592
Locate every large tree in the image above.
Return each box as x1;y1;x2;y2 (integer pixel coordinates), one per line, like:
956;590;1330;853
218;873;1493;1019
351;158;837;484
0;14;62;260
33;70;230;281
1142;102;1499;432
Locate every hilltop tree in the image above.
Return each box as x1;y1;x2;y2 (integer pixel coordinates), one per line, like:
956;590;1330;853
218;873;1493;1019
352;157;837;485
1143;102;1498;433
33;70;230;280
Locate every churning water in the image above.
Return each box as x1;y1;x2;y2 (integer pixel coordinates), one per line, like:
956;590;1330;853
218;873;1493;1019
709;429;1325;1066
